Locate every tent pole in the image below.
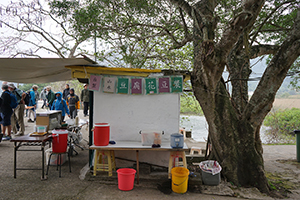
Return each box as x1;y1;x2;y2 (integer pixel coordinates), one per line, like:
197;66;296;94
89;90;94;169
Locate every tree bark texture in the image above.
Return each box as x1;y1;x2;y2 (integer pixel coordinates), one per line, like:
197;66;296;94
188;0;300;193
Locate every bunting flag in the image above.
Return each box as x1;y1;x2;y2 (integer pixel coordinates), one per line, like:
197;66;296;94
145;78;157;94
158;77;170;93
117;77;129;94
131;78;143;94
89;74;101;91
171;76;183;93
103;76;116;93
92;75;182;95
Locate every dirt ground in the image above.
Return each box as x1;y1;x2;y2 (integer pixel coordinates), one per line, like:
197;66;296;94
0;101;300;199
273;98;300;109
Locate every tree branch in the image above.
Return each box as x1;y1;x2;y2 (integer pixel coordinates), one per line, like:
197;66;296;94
250;0;296;46
250;44;280;59
245;9;300;126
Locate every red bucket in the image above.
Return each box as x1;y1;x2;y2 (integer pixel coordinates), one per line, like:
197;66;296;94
93;123;110;146
117;168;136;191
52;130;68;153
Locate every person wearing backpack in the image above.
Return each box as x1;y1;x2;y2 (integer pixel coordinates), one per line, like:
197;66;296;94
51;92;70;122
0;84;13;141
66;88;80;119
27;85;38;123
8;84;26;136
46;86;55;108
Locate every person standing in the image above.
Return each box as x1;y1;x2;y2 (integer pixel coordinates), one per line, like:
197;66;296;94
66;88;80;119
8;84;26;136
63;84;70;100
1;84;13;141
51;92;70;122
46;86;55;108
80;84;89;117
40;88;47;109
34;86;39;108
28;85;38;122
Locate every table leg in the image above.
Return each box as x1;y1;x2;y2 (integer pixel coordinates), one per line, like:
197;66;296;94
41;143;45;180
136;150;139;185
14;142;17;178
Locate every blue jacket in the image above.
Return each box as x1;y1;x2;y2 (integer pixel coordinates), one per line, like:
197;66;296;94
29;89;36;106
51;92;70;117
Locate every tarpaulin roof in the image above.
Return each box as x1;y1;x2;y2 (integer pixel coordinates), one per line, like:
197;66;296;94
0;57;95;83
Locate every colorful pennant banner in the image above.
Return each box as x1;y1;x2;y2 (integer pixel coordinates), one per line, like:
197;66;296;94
89;75;183;95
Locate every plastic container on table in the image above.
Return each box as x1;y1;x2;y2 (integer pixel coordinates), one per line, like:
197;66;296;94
93;123;110;146
140;130;163;146
34;125;47;133
170;133;184;148
52;130;68;153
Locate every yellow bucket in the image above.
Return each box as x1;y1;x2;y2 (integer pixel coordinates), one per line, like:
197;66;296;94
171;167;189;194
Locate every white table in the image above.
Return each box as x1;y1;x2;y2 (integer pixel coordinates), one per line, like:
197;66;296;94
90;141;188;184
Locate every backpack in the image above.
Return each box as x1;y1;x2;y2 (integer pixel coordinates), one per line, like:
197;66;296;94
24;91;31;106
5;91;18;109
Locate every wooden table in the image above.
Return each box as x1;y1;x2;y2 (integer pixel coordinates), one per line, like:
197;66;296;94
10;135;51;180
90;141;188;184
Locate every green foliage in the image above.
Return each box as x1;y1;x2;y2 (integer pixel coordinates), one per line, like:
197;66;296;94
19;83;48;93
180;92;203;115
18;80;83;97
49;0;194;69
263;108;298;144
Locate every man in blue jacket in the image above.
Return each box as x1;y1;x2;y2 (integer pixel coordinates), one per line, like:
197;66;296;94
52;92;70;122
28;85;38;122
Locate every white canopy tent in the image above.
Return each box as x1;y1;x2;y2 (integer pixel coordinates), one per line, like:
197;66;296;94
0;57;95;83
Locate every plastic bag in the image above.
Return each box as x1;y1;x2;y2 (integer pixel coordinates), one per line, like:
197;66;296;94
199;160;222;175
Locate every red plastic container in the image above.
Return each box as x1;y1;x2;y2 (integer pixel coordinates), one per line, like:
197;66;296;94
93;123;110;146
117;168;136;191
52;130;68;153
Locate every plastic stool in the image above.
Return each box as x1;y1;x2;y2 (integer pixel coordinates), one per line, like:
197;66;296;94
93;150;116;176
190;147;203;155
168;151;187;179
46;151;71;178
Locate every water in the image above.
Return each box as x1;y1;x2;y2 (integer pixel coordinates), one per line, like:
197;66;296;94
180;115;268;143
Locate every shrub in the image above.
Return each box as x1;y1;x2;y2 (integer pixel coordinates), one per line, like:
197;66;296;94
263;108;298;144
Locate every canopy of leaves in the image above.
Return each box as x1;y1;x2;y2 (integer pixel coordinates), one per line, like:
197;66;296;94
49;0;194;69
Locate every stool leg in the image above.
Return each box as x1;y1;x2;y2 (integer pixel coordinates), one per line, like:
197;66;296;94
59;154;62;178
46;153;53;175
56;154;59;171
107;151;112;176
168;152;174;179
182;151;187;168
93;150;99;176
111;150;116;170
68;151;71;173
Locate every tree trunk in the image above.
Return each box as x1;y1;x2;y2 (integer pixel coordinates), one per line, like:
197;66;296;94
192;73;269;192
191;7;300;193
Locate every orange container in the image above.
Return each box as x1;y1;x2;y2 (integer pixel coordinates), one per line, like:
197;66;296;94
52;130;68;153
94;123;110;146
